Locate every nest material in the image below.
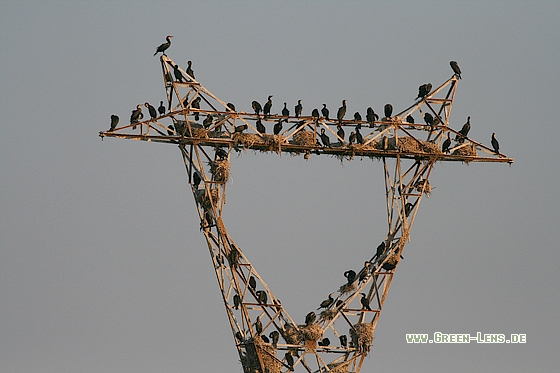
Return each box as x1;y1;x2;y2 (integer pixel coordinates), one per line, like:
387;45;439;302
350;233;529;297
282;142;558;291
385;137;442;154
241;337;281;373
350;323;375;355
382;253;400;271
319;309;338;321
292;130;316;146
210;160;230;182
338;282;356;295
233;132;262;148
190;127;208;138
261;134;285;153
195;188;219;210
300;324;323;342
452;143;478;157
327;361;351;373
283;323;301;345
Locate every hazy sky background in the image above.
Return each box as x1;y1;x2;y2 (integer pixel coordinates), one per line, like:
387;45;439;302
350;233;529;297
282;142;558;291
1;1;559;372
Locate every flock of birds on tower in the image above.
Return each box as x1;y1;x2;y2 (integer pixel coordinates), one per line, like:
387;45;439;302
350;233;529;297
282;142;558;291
108;36;501;156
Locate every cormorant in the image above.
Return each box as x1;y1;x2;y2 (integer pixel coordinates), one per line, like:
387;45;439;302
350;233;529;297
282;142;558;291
373;242;385;260
186;60;195;79
305;311;316;326
233;294;241;310
366;107;379;127
203;114;213;129
109;114;119;131
145;102;157;119
455;116;471;142
252;100;262;115
193;172;202;189
167;125;174;135
273;121;283;135
312;108;320;119
256;290;268;304
285;352;294;371
355;126;364;144
254;317;263;334
153;35;173;56
354;112;362;122
339;335;348;347
249;276;257;290
442;135;451;153
491;133;500;154
417;83;432;99
319;128;331;147
384;104;393;119
191;97;201;121
216;147;228;159
382;261;396;271
261;335;270;343
405;202;414;217
269;331;280;347
227;102;236;112
344;270;356;285
158;101;166;115
282;102;289;117
256;119;266;134
235;331;244;342
294;100;302;118
317;293;334;310
450;60;462;79
263;95;273;117
173;64;184;82
359;261;371;282
337;125;345;142
234;124;248;133
424;112;434;127
321;104;329;120
406;115;415;124
130;104;143;129
360;293;372;311
348;131;356;145
337;100;347;124
318;338;331;347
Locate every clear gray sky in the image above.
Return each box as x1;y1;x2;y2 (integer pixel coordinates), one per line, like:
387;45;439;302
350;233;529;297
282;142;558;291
1;1;559;372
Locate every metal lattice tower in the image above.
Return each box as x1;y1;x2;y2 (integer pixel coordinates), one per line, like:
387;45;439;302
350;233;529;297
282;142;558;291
100;55;513;373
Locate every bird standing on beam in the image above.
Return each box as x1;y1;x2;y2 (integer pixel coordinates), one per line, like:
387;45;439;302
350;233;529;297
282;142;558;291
450;60;462;79
153;35;173;56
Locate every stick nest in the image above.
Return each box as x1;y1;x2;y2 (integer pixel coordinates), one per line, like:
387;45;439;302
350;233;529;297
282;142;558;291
327;361;351;373
292;130;316;146
385;137;442;154
195;188;220;210
338;282;356;295
261;134;285;153
300;324;323;342
452;144;477;157
210;160;230;182
319;309;338;321
350;323;374;355
283;323;301;344
241;337;281;373
233;132;262;148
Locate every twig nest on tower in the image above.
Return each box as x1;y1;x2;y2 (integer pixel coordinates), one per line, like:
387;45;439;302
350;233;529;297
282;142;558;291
350;323;374;355
283;323;301;344
338;282;356;295
300;324;323;342
210;160;230;182
233;132;261;148
327;361;352;373
381;253;400;271
383;137;442;154
319;309;338;321
292;130;316;146
261;134;285;153
452;143;477;157
242;337;281;373
195;188;220;210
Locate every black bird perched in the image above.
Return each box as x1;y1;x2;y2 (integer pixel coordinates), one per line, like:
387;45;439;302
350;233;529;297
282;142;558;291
227;102;236;112
321;104;330;120
193;172;202;189
254;317;263;335
256;119;266;134
167;125;174;136
442;135;451;153
406;115;415;124
130;104;143;129
366;107;379;127
354;112;362;122
318;338;331;347
355;126;364;145
256;290;268;304
312;108;320;119
109;114;119;131
249;276;257;290
153;35;173;56
186;60;195;79
337;100;347;124
173;64;184;82
305;311;316;326
216;147;228;160
456;116;471;142
269;331;280;348
233;294;241;310
384;103;393;119
191;97;201;121
285;352;294;371
320;128;331;147
339;335;348;347
360;293;372;311
158;101;166;115
337;125;345;142
234;124;248;133
317;293;334;310
424;112;434;128
294;100;303;118
359;261;372;282
282;102;289;117
373;242;386;260
348;131;356;145
252;100;262;115
344;270;356;285
145;102;157;119
491;133;500;154
263;95;273;117
417;83;432;99
235;331;244;342
450;60;462;79
203;114;213;129
273;121;283;135
405;202;414;217
261;335;270;343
